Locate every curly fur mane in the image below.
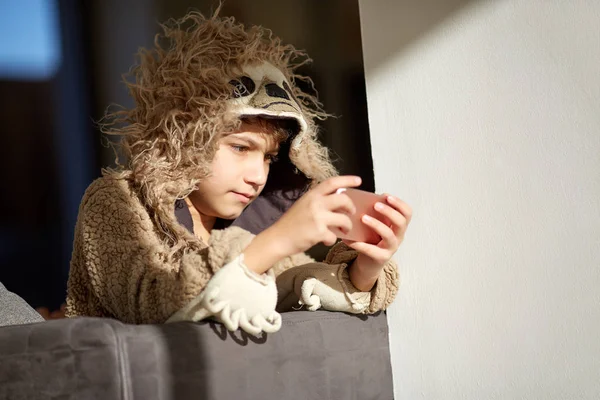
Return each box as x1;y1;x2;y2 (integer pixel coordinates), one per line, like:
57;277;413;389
100;8;337;247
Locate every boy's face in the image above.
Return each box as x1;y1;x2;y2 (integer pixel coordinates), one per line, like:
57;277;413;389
190;120;281;220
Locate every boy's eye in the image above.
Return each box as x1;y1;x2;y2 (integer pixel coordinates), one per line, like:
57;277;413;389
231;145;249;153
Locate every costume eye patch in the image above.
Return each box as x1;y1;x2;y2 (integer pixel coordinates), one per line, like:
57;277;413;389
229;76;256;98
265;83;290;100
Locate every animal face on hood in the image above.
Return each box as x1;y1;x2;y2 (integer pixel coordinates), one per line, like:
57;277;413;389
227;61;308;150
101;9;337;242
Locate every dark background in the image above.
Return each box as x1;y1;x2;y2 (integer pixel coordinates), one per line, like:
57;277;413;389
0;0;373;311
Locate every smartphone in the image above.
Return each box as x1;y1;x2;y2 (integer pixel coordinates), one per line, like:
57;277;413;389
330;188;390;245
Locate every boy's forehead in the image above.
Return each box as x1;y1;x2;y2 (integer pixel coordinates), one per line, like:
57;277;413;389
227;125;279;139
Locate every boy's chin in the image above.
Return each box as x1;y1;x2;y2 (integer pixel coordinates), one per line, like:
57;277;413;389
214;205;246;220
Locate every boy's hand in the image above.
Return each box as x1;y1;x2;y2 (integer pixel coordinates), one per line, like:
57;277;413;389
243;176;362;274
346;195;412;292
271;175;363;256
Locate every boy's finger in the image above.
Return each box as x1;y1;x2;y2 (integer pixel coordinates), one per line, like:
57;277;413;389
347;241;388;263
374;202;406;237
362;214;397;249
346;240;376;254
385;196;413;224
316;175;362;195
323;192;356;215
326;213;353;234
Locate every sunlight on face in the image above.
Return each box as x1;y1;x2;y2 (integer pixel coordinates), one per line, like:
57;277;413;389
189;119;284;220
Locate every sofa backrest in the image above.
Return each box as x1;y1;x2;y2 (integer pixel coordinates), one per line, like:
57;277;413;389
0;310;392;399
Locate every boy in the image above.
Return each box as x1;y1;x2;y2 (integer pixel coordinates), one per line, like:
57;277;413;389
66;10;412;336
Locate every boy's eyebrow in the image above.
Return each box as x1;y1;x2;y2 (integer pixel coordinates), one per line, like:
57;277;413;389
227;133;280;153
228;134;260;147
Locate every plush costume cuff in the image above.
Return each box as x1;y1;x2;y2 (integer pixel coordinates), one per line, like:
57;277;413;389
325;240;360;265
277;241;400;314
167;254;281;337
276;262;370;314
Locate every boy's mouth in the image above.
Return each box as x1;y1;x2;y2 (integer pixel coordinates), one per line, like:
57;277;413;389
231;191;254;204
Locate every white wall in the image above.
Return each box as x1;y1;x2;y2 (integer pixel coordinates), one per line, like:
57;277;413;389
359;1;600;398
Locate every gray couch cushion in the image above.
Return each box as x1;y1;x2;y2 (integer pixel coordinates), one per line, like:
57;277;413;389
0;282;44;327
0;311;393;400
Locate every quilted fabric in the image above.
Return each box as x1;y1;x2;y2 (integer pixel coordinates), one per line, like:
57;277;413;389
0;311;393;400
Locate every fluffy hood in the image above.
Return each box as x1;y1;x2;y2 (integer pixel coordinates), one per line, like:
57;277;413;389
101;9;337;244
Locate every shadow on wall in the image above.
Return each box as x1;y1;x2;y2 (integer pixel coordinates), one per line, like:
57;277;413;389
359;0;480;74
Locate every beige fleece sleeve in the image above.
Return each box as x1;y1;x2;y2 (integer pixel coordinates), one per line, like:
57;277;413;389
66;178;257;324
270;251;315;277
274;241;400;314
323;241;400;313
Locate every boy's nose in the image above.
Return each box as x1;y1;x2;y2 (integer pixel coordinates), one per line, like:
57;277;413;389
244;160;268;187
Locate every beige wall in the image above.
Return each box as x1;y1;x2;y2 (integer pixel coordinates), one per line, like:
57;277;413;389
359;0;600;398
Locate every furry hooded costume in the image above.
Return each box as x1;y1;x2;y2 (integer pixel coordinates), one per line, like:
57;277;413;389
65;11;399;335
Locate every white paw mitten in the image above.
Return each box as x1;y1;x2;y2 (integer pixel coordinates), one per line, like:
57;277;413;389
167;254;281;337
276;263;371;314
